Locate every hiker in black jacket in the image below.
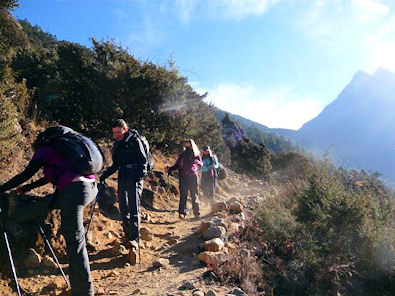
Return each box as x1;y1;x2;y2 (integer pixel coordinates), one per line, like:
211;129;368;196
100;119;147;242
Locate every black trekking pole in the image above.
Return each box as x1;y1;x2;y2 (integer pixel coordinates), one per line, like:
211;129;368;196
137;193;142;269
36;221;70;287
0;206;22;296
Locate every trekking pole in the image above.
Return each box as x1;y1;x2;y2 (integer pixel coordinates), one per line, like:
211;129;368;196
137;220;142;269
136;190;142;269
85;182;102;236
36;221;70;287
167;175;173;216
0;207;22;296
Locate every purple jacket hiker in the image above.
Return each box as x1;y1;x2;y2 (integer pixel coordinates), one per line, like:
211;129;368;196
0;146;97;296
168;150;203;218
168;150;203;177
33;146;95;190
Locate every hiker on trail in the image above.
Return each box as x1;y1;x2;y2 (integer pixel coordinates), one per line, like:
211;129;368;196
99;119;148;243
166;139;203;219
201;145;219;207
0;126;100;296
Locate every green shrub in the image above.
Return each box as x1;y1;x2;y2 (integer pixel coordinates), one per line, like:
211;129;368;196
254;159;394;295
0;66;29;160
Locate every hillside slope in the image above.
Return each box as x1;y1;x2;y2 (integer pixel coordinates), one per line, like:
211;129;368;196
275;68;395;183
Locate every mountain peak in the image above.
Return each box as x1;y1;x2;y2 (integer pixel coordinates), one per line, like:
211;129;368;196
350;70;370;86
372;67;395;80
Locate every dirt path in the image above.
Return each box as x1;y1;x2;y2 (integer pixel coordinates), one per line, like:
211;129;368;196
90;204;229;296
0;202;231;296
0;163;267;296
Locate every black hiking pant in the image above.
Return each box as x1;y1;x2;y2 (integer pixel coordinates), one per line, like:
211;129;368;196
118;178;143;241
201;172;216;205
178;175;200;216
13;180;97;296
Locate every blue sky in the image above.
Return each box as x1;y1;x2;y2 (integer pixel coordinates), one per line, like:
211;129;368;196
12;0;395;129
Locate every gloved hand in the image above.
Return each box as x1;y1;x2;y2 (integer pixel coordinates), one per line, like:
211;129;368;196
99;175;106;184
16;186;27;195
165;166;172;176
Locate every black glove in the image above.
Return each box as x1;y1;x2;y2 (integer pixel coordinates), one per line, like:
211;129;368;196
99;175;106;184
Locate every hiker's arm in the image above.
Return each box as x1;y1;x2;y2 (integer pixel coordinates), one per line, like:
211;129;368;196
168;155;181;173
100;149;119;182
22;177;49;192
213;155;219;168
135;138;147;179
194;156;203;167
100;163;118;182
0;160;42;193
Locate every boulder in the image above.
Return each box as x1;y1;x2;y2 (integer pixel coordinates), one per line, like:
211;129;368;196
206;290;218;296
192;290;205;296
180;280;196;290
41;255;57;269
228;201;243;214
204;238;225;252
153;258;170;268
141;188;155;209
197;251;226;265
227;222;242;235
197;221;213;235
212;201;227;213
24;248;41;268
227;197;241;204
211;217;227;229
140;227;153;241
203;226;226;240
126;249;138;265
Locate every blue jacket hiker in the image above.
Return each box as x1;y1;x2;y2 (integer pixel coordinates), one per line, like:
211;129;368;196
201;145;219;207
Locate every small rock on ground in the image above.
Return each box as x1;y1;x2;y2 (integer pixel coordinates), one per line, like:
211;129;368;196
153;258;170;268
206;290;218;296
228;288;247;296
180;280;196;290
192;290;205;296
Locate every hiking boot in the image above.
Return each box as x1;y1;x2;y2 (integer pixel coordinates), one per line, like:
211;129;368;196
178;213;186;220
194;213;200;219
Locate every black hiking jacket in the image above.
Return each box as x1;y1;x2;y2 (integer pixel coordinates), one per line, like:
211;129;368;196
101;130;146;182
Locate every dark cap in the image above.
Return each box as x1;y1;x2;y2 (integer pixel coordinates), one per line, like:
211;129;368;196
203;145;210;150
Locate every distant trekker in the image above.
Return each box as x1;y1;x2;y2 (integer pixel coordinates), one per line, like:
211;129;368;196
0;126;102;296
100;119;149;243
166;139;203;219
201;145;219;208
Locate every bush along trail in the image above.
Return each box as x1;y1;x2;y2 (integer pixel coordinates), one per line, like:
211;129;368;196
0;151;270;296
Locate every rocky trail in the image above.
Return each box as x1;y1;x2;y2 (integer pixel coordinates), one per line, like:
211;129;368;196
0;153;270;296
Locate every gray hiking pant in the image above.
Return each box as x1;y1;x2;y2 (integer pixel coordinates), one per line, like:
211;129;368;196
59;181;97;296
118;178;143;241
179;175;200;216
201;172;216;205
15;181;97;296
